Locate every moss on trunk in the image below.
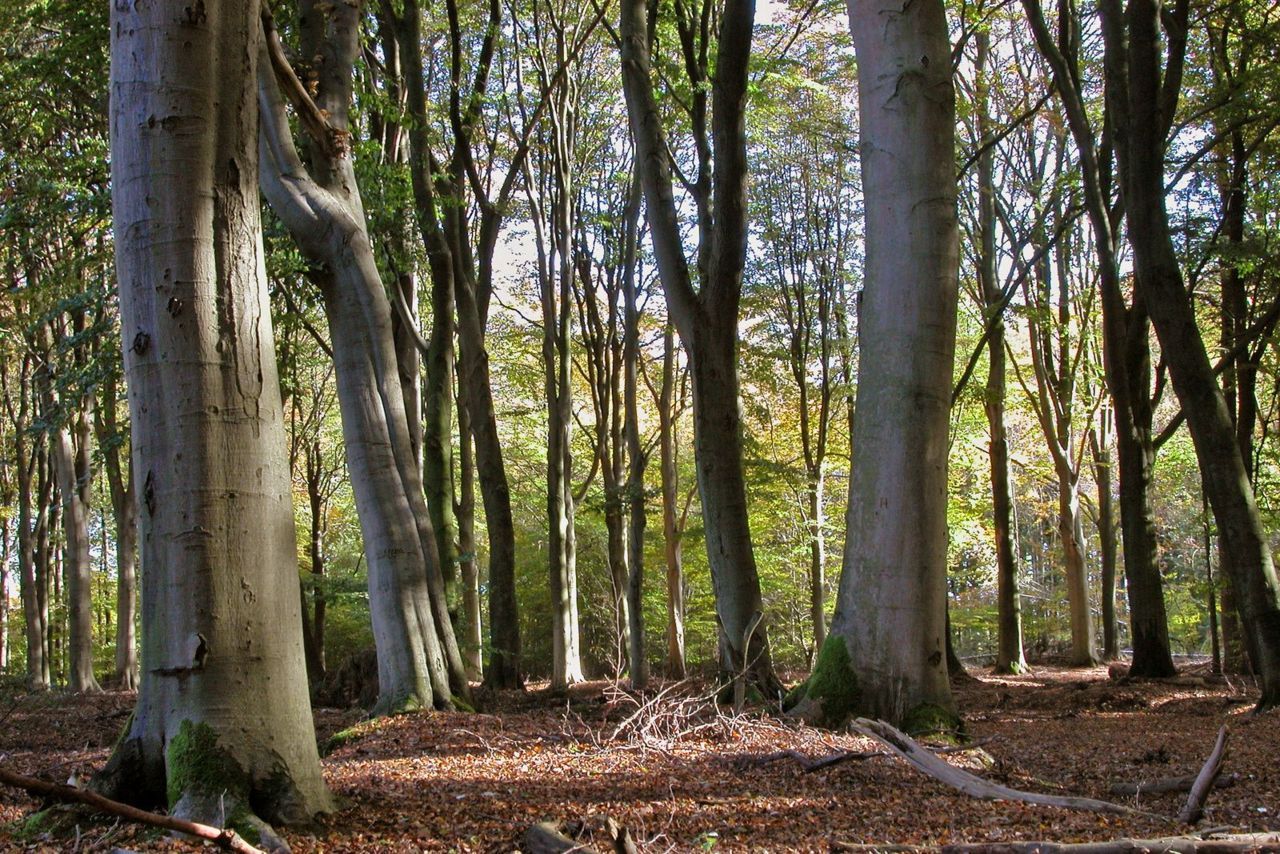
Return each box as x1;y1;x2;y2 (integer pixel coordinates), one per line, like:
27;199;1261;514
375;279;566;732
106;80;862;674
785;638;860;728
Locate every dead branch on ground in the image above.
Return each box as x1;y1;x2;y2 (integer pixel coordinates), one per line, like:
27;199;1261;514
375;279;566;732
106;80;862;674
849;718;1160;818
1177;725;1229;824
0;764;266;853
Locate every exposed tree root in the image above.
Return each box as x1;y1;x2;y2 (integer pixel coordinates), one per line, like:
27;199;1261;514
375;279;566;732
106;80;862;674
0;764;267;854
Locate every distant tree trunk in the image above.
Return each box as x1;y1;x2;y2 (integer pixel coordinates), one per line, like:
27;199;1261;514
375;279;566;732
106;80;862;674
622;175;649;690
258;0;464;711
792;0;958;728
1103;0;1280;706
659;327;686;679
100;0;333;829
456;401;484;680
51;392;101;694
304;440;328;682
97;372;138;689
975;30;1024;675
1091;419;1119;661
14;360;50;689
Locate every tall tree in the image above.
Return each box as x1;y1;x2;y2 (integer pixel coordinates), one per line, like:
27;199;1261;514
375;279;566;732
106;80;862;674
1101;0;1280;706
100;0;333;832
791;0;959;729
1022;0;1177;677
258;0;467;711
620;0;782;695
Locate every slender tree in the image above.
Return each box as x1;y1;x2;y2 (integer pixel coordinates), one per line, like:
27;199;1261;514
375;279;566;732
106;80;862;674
620;0;782;695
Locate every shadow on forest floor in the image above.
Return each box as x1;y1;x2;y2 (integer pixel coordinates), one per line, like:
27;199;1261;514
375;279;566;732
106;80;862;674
0;665;1276;851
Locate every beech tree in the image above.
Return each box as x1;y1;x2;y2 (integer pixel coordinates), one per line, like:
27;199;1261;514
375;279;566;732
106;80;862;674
258;0;467;711
101;0;333;833
620;0;782;695
1100;0;1280;706
790;0;959;729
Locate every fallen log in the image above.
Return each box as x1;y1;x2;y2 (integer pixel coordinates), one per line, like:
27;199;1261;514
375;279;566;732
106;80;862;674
0;764;266;854
938;831;1280;853
849;719;1156;818
1109;773;1236;797
1178;726;1229;824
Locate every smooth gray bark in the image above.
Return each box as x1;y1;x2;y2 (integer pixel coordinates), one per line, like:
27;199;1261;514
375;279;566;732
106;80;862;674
805;0;959;725
258;1;466;711
102;0;333;829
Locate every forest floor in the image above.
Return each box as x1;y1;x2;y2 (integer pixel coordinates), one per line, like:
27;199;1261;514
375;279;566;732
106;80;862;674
0;664;1277;852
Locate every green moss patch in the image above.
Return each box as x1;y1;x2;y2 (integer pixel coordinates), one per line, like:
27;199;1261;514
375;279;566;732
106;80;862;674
901;701;965;742
323;719;382;756
789;638;860;728
165;720;250;809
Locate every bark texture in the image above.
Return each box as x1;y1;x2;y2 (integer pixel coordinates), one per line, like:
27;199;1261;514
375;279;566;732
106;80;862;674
258;1;466;712
798;0;958;726
103;0;333;831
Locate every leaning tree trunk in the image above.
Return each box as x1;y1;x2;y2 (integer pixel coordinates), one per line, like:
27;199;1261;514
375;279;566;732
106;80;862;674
258;0;467;711
791;0;958;730
1109;0;1280;706
101;0;333;834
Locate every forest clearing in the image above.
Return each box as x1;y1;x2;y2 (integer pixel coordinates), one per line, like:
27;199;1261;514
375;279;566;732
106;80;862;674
0;666;1277;852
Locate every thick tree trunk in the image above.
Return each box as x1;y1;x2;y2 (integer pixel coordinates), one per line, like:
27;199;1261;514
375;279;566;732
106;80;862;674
1108;0;1280;705
102;0;333;832
796;0;958;728
258;1;467;710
